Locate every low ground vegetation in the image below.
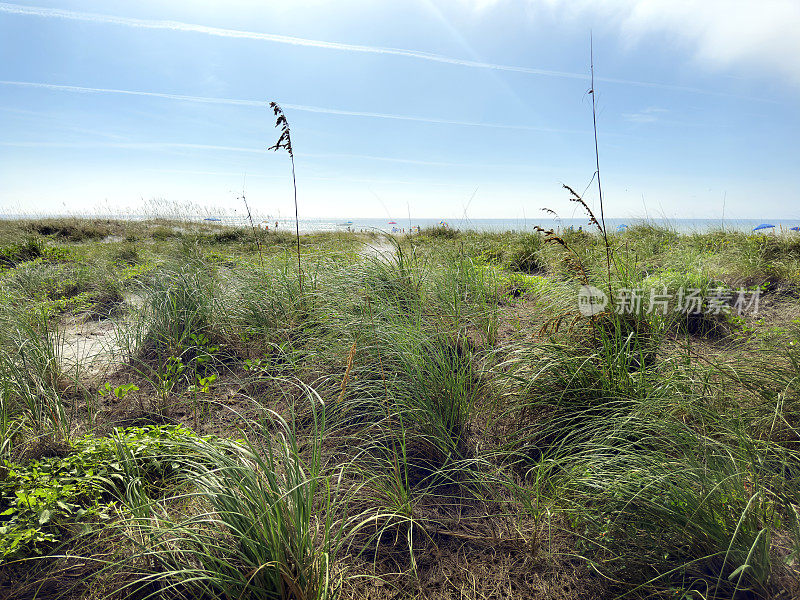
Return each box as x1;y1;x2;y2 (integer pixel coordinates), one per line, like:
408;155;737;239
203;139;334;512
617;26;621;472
1;218;799;599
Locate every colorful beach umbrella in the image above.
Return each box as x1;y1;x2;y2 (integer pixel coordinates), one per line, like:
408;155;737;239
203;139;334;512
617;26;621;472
753;224;775;231
616;224;628;231
388;221;397;224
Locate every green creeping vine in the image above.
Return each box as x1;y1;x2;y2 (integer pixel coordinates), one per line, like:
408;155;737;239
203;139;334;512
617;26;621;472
0;425;202;562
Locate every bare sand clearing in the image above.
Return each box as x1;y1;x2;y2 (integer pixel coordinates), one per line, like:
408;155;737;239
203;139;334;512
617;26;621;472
57;293;143;381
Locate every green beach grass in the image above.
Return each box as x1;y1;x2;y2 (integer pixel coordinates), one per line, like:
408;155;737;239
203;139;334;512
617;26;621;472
1;217;799;599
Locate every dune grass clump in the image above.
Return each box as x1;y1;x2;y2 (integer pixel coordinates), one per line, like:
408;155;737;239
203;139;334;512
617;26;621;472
559;419;796;597
0;238;44;268
419;225;459;240
149;225;179;241
96;399;341;600
505;232;545;274
497;312;800;597
0;304;69;442
111;242;140;265
389;328;482;465
26;219;112;242
0;255;125;321
129;266;217;363
361;245;423;315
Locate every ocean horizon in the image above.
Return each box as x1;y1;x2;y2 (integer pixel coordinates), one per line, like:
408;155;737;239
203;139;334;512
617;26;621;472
2;214;800;234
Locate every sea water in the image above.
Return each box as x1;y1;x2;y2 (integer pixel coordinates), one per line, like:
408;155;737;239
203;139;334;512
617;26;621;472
2;214;798;234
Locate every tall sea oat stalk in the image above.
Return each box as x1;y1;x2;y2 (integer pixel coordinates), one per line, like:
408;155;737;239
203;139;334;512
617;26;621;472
268;102;302;290
535;41;620;333
589;33;612;296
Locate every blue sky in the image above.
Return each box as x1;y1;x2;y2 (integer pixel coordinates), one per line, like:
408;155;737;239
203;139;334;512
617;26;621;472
1;0;799;220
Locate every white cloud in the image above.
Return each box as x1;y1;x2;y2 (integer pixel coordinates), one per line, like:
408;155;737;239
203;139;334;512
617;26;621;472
455;0;800;85
540;0;800;86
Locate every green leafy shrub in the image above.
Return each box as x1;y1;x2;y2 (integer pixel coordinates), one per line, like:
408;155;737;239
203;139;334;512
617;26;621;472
0;425;199;562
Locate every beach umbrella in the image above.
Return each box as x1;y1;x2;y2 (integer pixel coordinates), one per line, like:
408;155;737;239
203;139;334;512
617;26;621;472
753;224;775;231
791;227;800;232
388;221;397;224
439;220;449;228
617;224;628;231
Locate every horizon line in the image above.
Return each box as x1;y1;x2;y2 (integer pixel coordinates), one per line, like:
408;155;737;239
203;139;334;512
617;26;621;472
0;214;795;222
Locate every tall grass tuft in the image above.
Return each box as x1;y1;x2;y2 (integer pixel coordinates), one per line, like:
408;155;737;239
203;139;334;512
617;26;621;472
0;303;70;441
125;265;217;364
106;390;343;600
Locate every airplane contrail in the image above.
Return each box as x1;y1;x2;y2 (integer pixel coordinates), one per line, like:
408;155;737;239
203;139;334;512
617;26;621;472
0;80;586;134
0;2;772;101
0;140;524;169
0;2;585;78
